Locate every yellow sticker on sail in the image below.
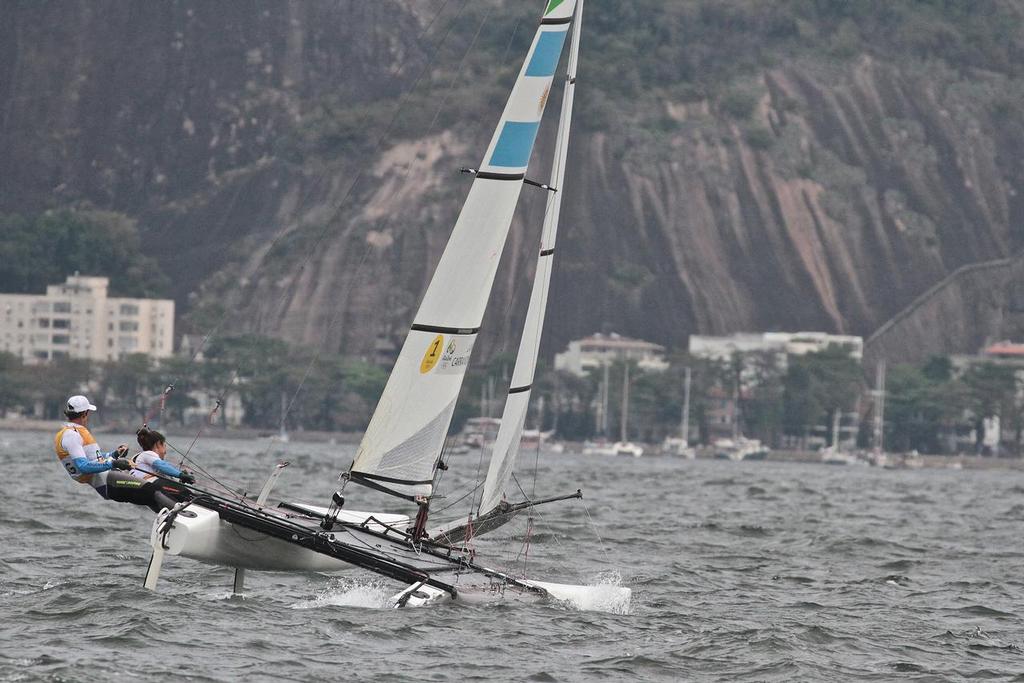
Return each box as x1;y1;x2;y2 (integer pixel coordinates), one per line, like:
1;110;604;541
420;334;444;374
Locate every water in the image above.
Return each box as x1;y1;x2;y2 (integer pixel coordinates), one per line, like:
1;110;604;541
2;429;1023;681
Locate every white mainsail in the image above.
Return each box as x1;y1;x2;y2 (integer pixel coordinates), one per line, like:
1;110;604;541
350;0;578;501
478;0;584;517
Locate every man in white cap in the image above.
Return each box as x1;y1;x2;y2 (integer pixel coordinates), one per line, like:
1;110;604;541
54;395;131;499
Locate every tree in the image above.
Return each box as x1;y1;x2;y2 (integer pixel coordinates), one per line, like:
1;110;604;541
0;210;170;297
959;362;1020;455
782;346;862;445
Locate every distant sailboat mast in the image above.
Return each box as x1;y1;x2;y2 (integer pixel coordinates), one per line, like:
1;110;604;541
620;362;630;442
872;360;886;454
681;366;691;444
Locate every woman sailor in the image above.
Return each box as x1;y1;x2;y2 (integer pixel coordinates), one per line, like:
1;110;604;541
124;427;194;512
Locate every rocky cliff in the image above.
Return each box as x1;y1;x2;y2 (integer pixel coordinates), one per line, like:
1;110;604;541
4;1;1024;363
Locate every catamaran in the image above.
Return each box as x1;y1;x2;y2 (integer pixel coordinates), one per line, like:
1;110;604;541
143;0;629;611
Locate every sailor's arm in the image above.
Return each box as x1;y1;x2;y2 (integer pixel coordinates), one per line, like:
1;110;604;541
150;459;183;478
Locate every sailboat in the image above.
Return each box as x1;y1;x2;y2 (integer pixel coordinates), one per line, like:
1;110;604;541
662;366;695;458
144;0;629;611
267;391;290;443
583;361;644;457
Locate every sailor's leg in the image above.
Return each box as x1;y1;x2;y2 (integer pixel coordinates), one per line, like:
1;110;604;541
141;481;177;513
105;472;150;505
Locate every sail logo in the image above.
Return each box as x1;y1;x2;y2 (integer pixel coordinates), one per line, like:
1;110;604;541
420;334;445;374
436;337;475;375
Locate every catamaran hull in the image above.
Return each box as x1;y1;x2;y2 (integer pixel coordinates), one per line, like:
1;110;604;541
151;504;411;572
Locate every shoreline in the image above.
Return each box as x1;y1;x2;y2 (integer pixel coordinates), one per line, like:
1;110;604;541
0;418;363;444
5;417;1022;470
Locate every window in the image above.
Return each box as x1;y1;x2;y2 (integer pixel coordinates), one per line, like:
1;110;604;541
53;319;70;329
108;323;114;331
33;350;48;360
52;351;68;359
119;304;139;316
52;334;70;345
38;319;50;328
53;302;71;313
119;337;137;350
119;321;139;332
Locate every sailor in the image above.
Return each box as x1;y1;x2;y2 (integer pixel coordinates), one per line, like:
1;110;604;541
54;395;131;499
102;427;192;513
130;428;194;484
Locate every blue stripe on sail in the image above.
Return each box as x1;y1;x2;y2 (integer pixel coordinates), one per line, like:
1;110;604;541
525;30;567;77
489;121;541;168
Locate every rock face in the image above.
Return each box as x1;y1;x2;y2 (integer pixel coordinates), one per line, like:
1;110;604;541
4;2;1024;363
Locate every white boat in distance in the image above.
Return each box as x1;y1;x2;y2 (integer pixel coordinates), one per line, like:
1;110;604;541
145;0;629;611
713;436;769;461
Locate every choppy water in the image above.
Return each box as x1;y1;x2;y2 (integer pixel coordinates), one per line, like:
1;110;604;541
2;429;1024;681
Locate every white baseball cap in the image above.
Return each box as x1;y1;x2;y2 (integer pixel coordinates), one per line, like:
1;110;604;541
66;395;98;413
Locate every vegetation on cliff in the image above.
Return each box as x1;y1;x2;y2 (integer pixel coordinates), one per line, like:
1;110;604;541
0;210;170;298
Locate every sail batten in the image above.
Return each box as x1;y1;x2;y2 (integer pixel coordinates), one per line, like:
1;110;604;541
478;0;584;518
350;1;578;502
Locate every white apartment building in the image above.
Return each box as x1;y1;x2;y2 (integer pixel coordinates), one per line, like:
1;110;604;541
689;331;863;367
0;275;174;364
554;332;669;376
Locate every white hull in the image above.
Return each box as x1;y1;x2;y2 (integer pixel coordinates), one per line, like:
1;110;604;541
662;438;695;459
582;441;644;457
152;503;410;572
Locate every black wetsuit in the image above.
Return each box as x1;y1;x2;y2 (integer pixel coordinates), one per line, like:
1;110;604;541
105;471;190;513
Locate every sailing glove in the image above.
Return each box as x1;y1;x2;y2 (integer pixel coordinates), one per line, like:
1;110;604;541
110;458;131;471
114;444;130;458
179;472;196;485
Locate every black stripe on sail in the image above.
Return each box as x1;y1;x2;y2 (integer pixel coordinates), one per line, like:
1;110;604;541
474;171;526;181
540;17;572;26
351;476;418;502
411;324;480;335
354;471;434;486
539;248;555;256
508;384;532;394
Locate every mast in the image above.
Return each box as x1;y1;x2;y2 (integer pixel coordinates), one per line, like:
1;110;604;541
620;362;630;442
601;361;610;437
477;0;585;517
872;360;886;454
681;366;691;444
348;1;578;503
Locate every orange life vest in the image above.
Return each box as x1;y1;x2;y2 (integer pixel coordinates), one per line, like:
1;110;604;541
55;423;99;484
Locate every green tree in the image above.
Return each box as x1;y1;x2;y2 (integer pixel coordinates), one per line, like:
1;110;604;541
782;346;862;444
0;210;170;298
959;362;1020;455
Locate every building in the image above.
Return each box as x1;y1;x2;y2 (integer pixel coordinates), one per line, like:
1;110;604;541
689;331;863;367
554;332;668;376
0;275;174;364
